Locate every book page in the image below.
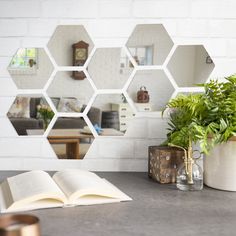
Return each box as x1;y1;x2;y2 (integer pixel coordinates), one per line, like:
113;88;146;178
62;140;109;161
53;169;102;198
3;170;67;211
53;169;132;204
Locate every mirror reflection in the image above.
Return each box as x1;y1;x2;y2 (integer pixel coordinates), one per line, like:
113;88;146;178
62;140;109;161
47;25;94;66
88;48;134;89
7;95;55;136
7;48;54;89
167;45;215;87
48;117;94;159
126;24;174;66
127;70;175;112
89;94;135;136
47;71;94;113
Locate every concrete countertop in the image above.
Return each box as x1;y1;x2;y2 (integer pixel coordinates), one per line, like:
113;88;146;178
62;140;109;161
1;171;236;236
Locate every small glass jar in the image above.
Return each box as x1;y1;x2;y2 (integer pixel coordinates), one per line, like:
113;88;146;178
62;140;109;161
176;159;203;191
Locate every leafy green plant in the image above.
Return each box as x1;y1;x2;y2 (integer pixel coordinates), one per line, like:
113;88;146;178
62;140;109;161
163;74;236;154
37;104;54;130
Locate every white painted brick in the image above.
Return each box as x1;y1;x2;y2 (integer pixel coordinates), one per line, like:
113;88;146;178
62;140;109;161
227;40;236;57
19;158;147;171
28;20;58;37
0;57;11;78
148;118;168;139
21;159;82;171
211;59;236;78
0;137;49;157
173;37;206;45
0;1;41;18
0;38;21;57
40;139;58;159
93;38;128;47
0;77;18;96
0;157;23;170
133;0;190;18
57;19;93;25
21;38;49;48
84;140;99;159
173;37;227;58
98;138;134;158
160;20;178;37
87;20;135;39
175;38;227;58
99;0;132;18
42;0;98;18
134;139;164;159
0;117;18;137
125;117;148;138
0;97;15;116
203;39;227;58
209;20;236;38
191;0;236;19
0;20;27;37
176;19;209;37
0;68;10;78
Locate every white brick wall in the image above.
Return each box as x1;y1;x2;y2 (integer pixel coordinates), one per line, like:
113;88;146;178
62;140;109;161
132;0;190;18
0;0;235;171
0;1;41;18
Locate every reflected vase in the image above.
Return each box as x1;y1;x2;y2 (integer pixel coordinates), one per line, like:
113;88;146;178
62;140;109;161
43;119;50;131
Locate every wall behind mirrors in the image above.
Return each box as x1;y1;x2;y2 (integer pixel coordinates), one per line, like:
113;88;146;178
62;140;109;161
88;48;133;89
5;24;215;162
167;45;215;87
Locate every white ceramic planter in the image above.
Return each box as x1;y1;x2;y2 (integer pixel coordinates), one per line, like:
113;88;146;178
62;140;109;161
204;139;236;191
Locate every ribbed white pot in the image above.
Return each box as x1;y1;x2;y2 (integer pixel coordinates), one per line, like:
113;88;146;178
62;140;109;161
204;138;236;191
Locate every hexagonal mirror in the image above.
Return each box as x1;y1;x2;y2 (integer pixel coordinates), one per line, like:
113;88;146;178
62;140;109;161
7;48;54;89
126;24;174;66
167;45;215;87
47;71;94;113
87;48;134;89
7;95;55;136
127;70;175;112
48;117;94;159
89;93;135;136
47;25;94;66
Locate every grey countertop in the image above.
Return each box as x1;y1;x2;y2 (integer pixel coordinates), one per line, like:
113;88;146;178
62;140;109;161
1;171;236;236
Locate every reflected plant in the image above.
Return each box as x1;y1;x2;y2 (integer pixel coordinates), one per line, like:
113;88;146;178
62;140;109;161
37;104;54;130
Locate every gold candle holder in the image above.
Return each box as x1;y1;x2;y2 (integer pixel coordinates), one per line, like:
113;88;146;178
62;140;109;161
0;214;40;236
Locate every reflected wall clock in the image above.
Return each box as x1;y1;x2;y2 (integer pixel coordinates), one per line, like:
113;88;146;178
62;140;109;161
72;40;89;80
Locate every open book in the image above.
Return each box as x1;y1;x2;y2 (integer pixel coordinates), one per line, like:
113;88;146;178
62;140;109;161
0;169;132;213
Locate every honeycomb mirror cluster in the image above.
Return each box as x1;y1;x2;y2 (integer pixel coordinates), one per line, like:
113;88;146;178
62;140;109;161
6;24;215;160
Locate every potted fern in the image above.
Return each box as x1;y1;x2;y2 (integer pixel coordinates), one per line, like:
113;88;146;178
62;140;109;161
164;74;236;191
163;93;205;190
